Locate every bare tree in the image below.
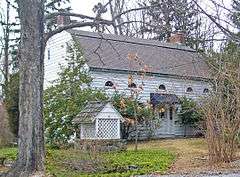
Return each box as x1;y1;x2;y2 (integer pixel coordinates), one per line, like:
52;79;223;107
202;49;240;163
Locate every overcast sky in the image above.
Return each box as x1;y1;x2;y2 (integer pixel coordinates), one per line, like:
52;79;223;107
0;0;232;38
71;0;97;17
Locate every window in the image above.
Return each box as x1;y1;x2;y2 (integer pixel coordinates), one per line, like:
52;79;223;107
47;49;51;60
203;88;209;93
128;83;137;88
169;107;173;120
105;81;114;87
186;87;193;93
159;84;166;90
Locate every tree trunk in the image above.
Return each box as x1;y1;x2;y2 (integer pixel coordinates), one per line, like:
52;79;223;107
4;0;46;176
3;0;10;94
133;102;138;151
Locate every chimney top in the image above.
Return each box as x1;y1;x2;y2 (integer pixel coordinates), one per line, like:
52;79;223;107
56;15;71;27
168;31;185;44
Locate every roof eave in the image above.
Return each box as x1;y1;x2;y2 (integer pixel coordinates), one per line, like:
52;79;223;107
89;67;211;82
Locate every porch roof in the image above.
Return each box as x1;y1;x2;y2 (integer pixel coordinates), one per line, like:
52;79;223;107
150;93;180;106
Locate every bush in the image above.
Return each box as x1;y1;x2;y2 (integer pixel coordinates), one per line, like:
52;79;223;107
177;97;202;136
111;92;154;139
111;92;154;123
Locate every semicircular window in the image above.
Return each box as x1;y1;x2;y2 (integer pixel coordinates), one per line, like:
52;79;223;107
105;81;114;87
128;83;137;88
159;84;166;90
203;88;209;93
186;87;193;93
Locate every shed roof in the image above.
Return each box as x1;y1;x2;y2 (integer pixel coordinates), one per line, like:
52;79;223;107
72;101;107;124
68;30;210;80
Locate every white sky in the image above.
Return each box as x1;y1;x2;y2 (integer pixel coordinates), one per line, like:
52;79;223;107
71;0;97;17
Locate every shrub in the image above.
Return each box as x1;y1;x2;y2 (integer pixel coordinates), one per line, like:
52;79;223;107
177;97;202;136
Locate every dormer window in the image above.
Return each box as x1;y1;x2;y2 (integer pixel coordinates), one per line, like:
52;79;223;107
203;88;209;93
128;83;137;88
186;87;193;93
105;81;114;87
159;84;166;90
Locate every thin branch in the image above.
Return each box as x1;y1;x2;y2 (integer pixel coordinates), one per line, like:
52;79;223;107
45;12;111;23
192;0;240;43
112;4;157;21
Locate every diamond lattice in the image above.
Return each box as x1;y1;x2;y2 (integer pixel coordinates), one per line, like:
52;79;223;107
97;119;118;139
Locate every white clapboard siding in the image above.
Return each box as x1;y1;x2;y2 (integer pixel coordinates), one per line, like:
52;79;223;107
44;31;73;88
90;71;211;102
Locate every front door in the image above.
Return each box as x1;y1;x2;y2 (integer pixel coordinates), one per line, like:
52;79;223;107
166;106;175;135
154;106;175;137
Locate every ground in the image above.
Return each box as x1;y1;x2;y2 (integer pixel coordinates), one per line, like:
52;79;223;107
128;138;240;174
0;138;240;177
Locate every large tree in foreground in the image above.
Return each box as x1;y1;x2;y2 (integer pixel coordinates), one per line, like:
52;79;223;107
5;0;46;176
3;0;111;176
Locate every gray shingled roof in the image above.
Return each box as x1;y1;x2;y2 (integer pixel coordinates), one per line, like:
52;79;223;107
72;101;107;124
68;30;210;79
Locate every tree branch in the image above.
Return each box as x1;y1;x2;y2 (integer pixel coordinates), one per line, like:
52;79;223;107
112;4;157;21
45;21;113;42
45;12;111;24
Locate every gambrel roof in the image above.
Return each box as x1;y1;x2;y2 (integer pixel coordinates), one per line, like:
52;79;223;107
68;30;210;80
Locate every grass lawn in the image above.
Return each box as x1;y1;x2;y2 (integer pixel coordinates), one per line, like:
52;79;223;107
0;146;174;177
2;138;239;176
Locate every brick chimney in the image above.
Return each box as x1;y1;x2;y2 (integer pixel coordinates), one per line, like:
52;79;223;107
168;32;185;44
56;14;71;27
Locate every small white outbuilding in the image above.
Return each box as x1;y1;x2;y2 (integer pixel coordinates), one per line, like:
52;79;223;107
72;101;124;140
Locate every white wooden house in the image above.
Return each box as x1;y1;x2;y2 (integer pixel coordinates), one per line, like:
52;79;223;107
45;30;211;138
72;101;124;140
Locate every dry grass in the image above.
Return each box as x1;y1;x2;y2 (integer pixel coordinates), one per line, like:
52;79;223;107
128;138;240;174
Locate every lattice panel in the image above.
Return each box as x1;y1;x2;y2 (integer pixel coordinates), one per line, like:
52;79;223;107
97;119;119;139
81;124;96;139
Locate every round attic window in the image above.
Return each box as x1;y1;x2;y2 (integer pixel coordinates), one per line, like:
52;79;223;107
128;83;137;88
105;81;114;87
186;87;193;92
203;88;209;93
159;84;166;90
